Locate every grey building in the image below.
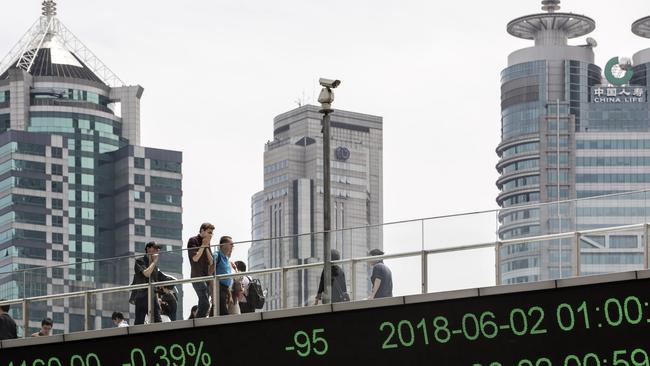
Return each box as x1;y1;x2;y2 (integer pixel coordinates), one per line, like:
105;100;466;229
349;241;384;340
497;0;650;283
249;105;382;308
0;2;183;333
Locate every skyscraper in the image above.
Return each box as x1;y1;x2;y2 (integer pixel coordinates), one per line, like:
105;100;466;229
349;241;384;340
497;0;650;284
0;1;183;333
249;105;382;308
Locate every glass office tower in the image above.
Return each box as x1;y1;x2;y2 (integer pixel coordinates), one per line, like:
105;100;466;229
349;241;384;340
497;1;650;284
0;1;183;333
249;105;383;309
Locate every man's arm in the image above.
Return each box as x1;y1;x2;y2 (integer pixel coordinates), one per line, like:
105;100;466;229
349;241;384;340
143;255;159;278
368;278;382;299
192;246;205;262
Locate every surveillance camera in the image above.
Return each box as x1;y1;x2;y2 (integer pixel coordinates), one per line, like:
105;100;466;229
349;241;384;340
586;37;597;48
319;78;341;89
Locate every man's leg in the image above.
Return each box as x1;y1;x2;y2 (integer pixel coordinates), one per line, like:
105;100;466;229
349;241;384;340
153;297;162;323
219;286;229;316
134;295;147;325
192;281;210;318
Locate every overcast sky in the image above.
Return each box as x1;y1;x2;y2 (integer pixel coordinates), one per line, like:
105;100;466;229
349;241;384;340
4;0;650;315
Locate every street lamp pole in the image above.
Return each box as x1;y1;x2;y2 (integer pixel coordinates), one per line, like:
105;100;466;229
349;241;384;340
318;78;341;304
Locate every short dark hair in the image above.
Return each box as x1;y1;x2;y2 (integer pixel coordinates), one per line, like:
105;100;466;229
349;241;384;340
235;261;246;272
42;317;53;327
369;248;384;256
145;241;161;250
0;300;9;313
331;249;341;261
199;223;215;232
219;236;232;244
111;312;124;321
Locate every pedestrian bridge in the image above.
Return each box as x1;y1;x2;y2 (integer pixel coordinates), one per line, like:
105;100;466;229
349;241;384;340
2;270;649;365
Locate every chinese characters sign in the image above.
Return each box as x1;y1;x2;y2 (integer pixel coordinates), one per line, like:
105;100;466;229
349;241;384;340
592;86;646;103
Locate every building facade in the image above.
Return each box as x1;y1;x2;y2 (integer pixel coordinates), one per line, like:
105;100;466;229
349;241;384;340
249;105;382;309
0;2;183;333
497;0;650;284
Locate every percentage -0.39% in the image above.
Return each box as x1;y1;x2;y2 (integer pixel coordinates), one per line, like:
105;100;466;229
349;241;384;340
124;341;212;366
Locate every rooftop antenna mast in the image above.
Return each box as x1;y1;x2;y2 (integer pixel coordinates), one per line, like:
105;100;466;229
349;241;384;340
0;0;126;87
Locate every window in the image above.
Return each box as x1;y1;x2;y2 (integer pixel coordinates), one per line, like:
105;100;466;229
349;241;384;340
15;230;45;243
51;198;63;210
51;147;63;158
52;250;63;261
151;226;182;240
135;225;146;236
150;176;181;189
16;177;45;191
134;191;145;202
15;211;46;225
134;208;146;219
151;210;181;222
134;174;145;186
52;268;64;279
150;159;181;173
13;195;46;207
151;193;181;206
52;216;63;227
52;233;63;244
16;142;46;156
51;164;63;175
15;160;46;173
134;158;145;169
51;181;63;193
135;241;146;253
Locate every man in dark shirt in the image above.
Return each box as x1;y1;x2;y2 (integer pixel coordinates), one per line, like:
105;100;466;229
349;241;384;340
187;223;215;318
132;241;164;325
0;301;17;340
368;248;393;299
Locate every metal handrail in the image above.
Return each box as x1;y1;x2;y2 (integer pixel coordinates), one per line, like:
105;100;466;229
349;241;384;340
3;221;648;337
4;188;650;276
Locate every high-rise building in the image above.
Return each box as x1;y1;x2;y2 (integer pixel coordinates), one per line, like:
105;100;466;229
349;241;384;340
497;0;650;284
0;1;183;333
249;105;382;308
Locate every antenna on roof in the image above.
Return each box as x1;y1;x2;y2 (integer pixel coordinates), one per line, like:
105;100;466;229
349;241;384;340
541;0;560;13
42;0;57;17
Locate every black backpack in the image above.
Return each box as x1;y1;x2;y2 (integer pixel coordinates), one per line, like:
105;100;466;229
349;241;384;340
246;276;265;309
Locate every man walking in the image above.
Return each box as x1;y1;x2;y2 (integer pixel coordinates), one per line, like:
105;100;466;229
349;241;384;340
367;248;393;299
132;241;164;325
187;223;215;318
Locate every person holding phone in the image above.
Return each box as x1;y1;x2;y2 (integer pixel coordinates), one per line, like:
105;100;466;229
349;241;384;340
133;242;164;324
187;223;215;318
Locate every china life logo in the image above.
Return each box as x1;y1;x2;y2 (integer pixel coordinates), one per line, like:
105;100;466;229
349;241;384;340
592;57;646;103
604;56;633;86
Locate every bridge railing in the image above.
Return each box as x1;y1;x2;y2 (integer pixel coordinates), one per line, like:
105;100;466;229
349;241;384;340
1;189;650;336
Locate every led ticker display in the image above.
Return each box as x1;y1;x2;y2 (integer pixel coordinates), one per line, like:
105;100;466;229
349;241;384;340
4;276;650;365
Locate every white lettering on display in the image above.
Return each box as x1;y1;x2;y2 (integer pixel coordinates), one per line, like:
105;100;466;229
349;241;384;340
592;86;646;103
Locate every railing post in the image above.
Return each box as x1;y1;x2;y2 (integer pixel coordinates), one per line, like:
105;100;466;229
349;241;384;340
495;241;501;285
212;274;219;317
147;282;154;323
643;223;650;269
421;250;428;294
84;291;91;331
281;268;287;309
573;232;581;277
350;259;357;301
22;298;29;338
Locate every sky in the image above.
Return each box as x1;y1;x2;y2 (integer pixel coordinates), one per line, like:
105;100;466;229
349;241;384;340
3;0;650;315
